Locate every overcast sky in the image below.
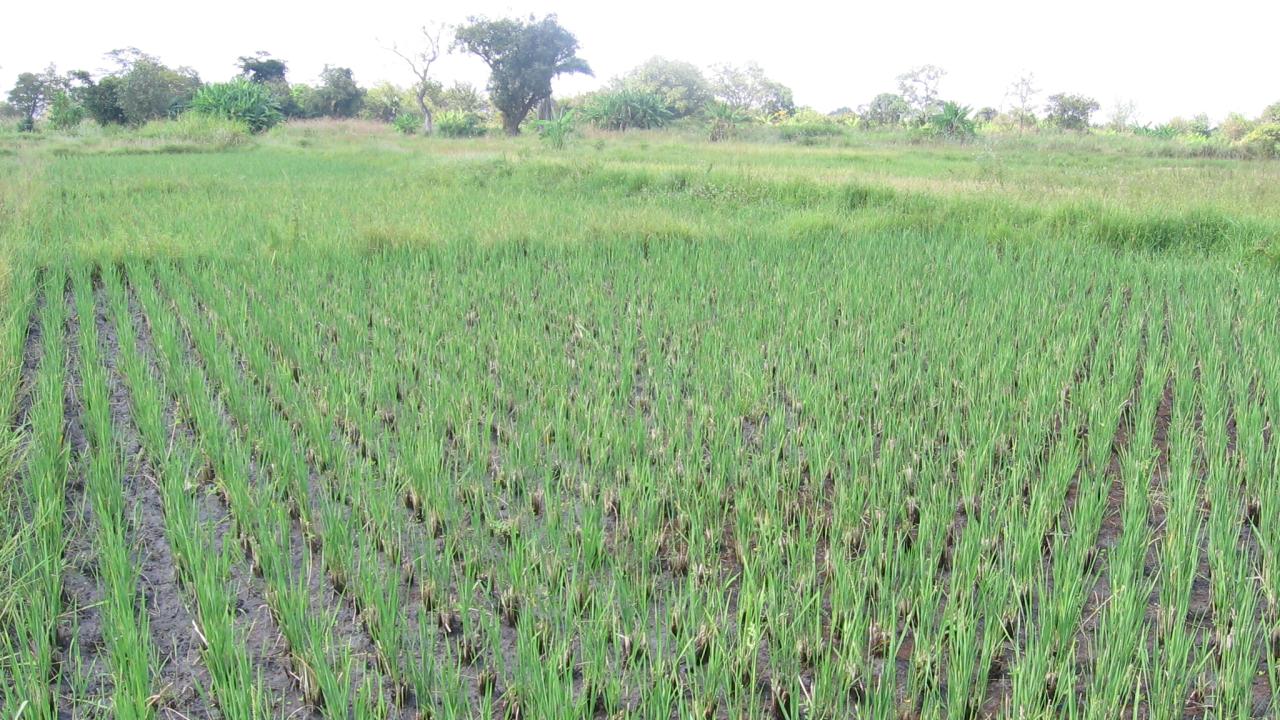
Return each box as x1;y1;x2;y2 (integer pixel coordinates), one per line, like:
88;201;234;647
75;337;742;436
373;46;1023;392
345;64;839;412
3;0;1277;124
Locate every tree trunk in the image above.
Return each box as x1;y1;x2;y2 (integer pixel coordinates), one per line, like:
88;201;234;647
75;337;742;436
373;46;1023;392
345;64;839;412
416;92;433;135
502;113;521;136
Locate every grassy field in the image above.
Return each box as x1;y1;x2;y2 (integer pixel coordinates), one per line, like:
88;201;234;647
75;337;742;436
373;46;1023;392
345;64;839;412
2;122;1280;719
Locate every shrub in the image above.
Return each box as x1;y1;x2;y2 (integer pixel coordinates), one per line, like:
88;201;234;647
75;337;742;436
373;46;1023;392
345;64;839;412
48;91;86;131
1219;113;1256;142
774;111;845;143
436;110;487;138
393;113;419;135
1239;123;1280;159
535;110;575;150
191;78;282;133
581;88;672;131
926;102;977;141
706;102;751;142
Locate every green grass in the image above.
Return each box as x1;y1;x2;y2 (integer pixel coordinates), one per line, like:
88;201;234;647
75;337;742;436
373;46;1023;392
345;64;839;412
2;119;1279;718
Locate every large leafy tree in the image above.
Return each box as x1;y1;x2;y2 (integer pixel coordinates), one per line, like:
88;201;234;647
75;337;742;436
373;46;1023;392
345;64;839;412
237;53;287;84
6;70;58;128
860;92;910;128
67;70;127;125
1045;93;1099;131
711;63;794;117
615;56;711;119
454;14;591;135
305;66;365;118
106;49;201;124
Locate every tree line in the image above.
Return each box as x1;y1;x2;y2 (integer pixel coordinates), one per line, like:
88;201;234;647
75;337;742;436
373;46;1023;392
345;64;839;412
5;14;1279;156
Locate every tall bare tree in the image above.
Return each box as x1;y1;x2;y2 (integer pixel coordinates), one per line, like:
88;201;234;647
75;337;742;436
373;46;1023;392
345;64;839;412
387;24;446;134
1007;73;1039;133
896;65;946;124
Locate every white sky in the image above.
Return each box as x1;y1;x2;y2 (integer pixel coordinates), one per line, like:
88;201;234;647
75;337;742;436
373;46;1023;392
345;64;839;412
2;0;1277;124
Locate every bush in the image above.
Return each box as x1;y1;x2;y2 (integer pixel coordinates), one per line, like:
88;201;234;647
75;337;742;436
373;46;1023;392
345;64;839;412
191;79;282;133
535;110;576;150
926;102;977;141
1239;123;1280;159
706;102;751;142
581;88;672;131
48;91;86;132
436;110;487;138
393;113;419;135
1219;113;1255;142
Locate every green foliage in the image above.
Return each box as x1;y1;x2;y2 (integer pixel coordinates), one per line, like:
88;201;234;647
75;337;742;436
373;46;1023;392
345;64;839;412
1239;123;1280;158
362;82;408;123
1219;113;1256;142
774;110;845;144
1134;123;1180;140
861;93;911;128
614;56;711;118
237;53;299;118
455;14;592;135
191;78;282;133
1261;101;1280;124
1044;93;1099;131
534;109;575;149
706;101;751;142
581;88;672;131
303;66;365;119
436;110;487;138
237;53;288;84
711;63;794;118
1188;115;1212;138
7;131;1280;720
926;101;976;141
393;113;419;135
47;91;85;131
135;112;253;149
110;50;202;125
438;82;489;116
897;65;946;123
7;71;57;124
68;72;127;126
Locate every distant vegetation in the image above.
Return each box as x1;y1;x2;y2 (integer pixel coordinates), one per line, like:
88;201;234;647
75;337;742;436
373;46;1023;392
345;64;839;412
3;16;1279;158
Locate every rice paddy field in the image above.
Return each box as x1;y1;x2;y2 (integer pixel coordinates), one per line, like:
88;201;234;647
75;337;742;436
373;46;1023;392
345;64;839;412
2;123;1280;719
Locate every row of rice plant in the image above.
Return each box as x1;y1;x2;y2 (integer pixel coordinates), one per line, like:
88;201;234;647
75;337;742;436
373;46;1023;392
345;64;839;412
94;225;1275;717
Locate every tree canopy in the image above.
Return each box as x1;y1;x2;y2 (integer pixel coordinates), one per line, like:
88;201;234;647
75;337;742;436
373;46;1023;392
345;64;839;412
454;14;591;135
860;93;910;127
1045;93;1100;131
237;53;288;84
7;71;57;128
710;63;794;118
615;56;711;119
